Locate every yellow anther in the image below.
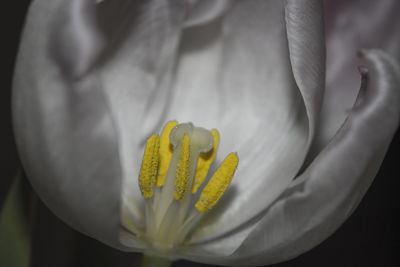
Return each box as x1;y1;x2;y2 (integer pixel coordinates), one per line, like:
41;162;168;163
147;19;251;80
195;153;239;212
192;130;219;193
138;135;160;198
157;121;177;187
174;134;190;200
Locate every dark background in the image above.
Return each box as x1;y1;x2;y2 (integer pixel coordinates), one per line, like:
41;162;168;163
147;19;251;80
2;1;398;266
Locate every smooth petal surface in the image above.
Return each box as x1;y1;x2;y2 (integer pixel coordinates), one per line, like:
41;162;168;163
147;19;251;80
198;50;400;266
310;0;400;158
13;0;124;248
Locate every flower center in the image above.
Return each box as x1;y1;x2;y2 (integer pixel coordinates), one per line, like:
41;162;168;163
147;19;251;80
121;121;238;257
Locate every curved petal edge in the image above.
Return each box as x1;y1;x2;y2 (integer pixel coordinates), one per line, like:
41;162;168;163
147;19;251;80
209;49;400;266
285;0;326;142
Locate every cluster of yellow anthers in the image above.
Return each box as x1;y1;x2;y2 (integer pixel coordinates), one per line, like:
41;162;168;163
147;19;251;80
134;121;238;252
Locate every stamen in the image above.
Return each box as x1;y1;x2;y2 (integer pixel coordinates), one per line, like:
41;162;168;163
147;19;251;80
174;134;191;200
126;121;239;254
192;129;219;193
195;153;239;212
138;135;160;198
157;121;178;187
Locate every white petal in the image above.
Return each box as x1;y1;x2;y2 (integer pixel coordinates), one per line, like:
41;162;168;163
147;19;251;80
13;0;129;249
202;50;400;266
310;0;400;159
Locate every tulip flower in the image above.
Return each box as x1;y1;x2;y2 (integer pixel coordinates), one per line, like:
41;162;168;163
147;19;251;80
12;0;400;266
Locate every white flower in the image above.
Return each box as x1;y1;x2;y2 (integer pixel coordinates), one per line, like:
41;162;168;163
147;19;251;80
12;0;400;266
